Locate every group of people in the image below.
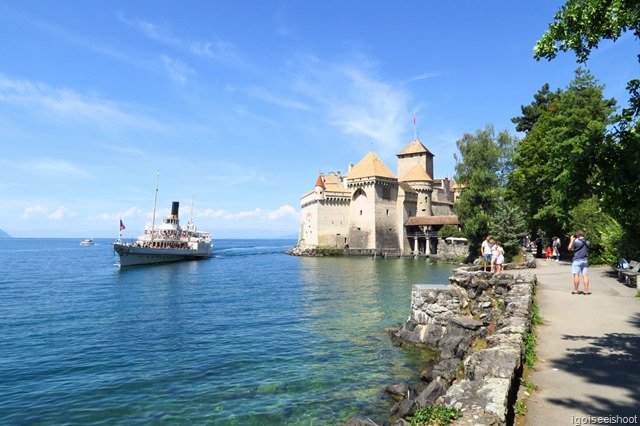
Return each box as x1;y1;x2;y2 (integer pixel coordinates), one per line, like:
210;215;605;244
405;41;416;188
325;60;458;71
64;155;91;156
545;236;562;261
481;236;505;273
481;231;591;294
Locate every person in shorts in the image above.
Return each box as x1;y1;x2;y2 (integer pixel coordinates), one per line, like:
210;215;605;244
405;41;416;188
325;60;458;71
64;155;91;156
569;230;591;295
481;236;492;272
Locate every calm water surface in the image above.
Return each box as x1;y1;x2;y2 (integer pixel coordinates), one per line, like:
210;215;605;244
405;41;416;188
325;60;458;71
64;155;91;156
0;238;454;425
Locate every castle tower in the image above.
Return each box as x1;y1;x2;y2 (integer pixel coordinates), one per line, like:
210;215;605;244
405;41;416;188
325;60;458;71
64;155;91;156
397;139;434;181
399;165;433;217
314;174;325;200
346;152;398;250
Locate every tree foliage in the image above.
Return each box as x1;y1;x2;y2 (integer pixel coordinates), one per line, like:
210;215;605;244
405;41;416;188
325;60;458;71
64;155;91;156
454;125;519;255
534;0;640;257
534;0;640;64
507;69;616;247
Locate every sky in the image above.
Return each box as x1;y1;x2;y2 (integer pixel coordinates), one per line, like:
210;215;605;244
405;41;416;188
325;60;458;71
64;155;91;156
0;1;637;239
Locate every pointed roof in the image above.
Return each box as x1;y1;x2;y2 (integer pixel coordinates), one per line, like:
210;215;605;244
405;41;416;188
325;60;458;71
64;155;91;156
400;165;433;182
347;151;397;180
397;139;434;157
315;175;325;188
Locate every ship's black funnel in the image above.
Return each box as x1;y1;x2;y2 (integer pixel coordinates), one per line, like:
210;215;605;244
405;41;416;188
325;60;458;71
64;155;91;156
171;201;179;218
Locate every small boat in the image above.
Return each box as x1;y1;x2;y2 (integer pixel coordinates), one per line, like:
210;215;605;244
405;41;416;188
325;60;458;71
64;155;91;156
113;173;212;267
80;238;95;246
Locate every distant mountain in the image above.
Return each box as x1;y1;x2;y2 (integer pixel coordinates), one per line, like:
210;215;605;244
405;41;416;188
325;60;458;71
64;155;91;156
0;229;12;238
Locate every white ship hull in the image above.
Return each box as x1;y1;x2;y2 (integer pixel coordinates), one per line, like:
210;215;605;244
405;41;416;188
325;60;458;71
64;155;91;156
114;242;212;267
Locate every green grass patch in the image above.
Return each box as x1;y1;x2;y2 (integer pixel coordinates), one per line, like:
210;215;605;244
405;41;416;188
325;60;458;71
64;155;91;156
514;400;528;417
408;405;463;426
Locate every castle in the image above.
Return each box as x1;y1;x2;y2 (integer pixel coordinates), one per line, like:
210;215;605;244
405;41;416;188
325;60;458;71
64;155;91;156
298;139;461;256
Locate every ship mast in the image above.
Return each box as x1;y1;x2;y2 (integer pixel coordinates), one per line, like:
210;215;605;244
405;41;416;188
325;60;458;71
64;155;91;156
190;190;195;224
150;171;159;242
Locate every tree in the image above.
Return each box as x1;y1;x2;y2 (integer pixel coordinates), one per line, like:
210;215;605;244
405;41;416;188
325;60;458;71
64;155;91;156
534;0;640;65
534;0;640;256
507;69;616;242
511;83;562;134
454;125;518;256
489;199;528;262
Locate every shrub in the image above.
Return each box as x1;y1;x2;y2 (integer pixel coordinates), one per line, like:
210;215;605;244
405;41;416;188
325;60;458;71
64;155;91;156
408;405;462;426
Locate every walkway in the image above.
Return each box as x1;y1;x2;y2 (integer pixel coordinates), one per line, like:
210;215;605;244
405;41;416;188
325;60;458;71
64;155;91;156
523;259;640;425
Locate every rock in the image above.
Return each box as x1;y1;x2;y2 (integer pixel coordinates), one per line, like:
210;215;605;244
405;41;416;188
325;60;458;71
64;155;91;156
414;376;448;408
389;399;417;423
342;417;380;426
384;383;410;400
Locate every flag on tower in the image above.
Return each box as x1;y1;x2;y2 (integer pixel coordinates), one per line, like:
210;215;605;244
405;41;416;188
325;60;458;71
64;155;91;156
120;220;126;231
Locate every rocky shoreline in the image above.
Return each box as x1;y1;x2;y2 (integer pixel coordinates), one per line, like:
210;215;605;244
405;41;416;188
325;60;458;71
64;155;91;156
345;255;537;426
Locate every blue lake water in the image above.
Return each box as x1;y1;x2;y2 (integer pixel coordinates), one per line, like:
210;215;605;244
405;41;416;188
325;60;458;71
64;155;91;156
0;238;454;425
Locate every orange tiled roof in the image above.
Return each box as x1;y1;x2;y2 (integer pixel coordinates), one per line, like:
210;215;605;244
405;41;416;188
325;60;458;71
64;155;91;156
405;215;460;226
347;151;397;180
315;175;325;188
400;165;433;182
397;139;434;156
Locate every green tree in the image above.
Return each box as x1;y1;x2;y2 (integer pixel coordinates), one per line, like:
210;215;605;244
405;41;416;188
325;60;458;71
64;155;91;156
511;83;562;134
508;69;616;242
534;0;640;256
489;199;528;262
534;0;640;65
454;125;518;255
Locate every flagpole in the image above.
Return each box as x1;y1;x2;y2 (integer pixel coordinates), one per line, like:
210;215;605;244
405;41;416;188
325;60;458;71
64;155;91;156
150;170;159;243
413;114;417;140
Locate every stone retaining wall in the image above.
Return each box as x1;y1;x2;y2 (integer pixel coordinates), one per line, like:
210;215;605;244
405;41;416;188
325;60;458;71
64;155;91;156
387;268;537;425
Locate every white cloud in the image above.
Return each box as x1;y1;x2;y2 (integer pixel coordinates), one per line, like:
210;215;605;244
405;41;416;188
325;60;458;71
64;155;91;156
119;13;248;68
48;206;74;220
236;208;262;219
293;60;412;159
20;158;88;177
93;207;144;222
162;55;196;85
199;208;231;219
244;87;311;111
0;75;163;130
268;205;299;220
21;205;48;219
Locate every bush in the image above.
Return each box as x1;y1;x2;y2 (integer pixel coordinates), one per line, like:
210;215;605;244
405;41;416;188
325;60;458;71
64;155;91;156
438;224;464;239
408;405;462;426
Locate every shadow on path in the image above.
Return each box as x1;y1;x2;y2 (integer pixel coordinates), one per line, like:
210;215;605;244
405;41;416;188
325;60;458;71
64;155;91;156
547;313;640;418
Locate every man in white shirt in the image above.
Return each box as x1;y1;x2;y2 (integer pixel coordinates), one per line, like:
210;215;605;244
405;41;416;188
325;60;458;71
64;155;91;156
481;235;493;272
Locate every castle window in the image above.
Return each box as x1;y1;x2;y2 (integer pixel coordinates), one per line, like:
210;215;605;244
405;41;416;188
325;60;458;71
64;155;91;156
386;209;389;216
360;210;363;216
382;188;391;200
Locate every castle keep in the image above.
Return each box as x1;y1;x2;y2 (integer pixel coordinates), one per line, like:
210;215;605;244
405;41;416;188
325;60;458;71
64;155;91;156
298;139;461;255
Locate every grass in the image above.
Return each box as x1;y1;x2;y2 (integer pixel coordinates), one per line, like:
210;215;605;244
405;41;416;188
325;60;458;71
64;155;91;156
514;400;528;417
408;406;463;426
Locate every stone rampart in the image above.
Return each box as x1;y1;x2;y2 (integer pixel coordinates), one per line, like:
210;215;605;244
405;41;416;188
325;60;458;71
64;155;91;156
387;269;536;425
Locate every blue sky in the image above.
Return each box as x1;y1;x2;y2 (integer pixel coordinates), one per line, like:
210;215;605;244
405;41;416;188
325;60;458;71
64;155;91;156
0;1;637;238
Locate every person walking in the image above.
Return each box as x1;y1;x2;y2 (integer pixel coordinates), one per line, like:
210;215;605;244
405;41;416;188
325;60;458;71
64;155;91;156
495;241;505;272
481;236;492;272
568;230;591;295
552;236;561;261
490;240;500;272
